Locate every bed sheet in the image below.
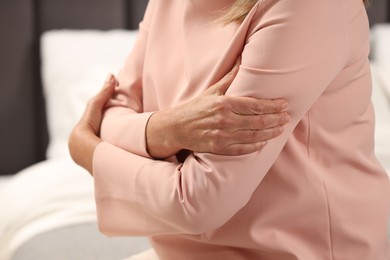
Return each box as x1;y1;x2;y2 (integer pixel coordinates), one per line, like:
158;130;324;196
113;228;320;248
0;157;96;259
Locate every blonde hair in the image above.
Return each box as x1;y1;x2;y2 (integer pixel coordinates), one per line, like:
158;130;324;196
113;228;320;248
220;0;371;24
219;0;258;24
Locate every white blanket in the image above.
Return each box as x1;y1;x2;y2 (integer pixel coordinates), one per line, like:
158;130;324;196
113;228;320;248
0;157;96;260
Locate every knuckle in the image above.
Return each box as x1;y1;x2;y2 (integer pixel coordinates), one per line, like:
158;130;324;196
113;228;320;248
243;130;257;143
269;100;281;112
257;115;267;128
256;105;265;114
251;130;259;141
251;129;258;137
210;129;229;148
213;96;227;110
254;130;267;141
211;129;223;140
215;115;230;128
214;96;232;112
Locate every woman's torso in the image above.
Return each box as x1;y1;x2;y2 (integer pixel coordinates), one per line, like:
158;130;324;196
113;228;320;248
140;0;390;259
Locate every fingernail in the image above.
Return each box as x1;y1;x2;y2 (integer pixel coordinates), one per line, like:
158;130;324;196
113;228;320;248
284;114;291;122
110;76;116;83
105;74;113;83
281;102;288;110
104;75;114;90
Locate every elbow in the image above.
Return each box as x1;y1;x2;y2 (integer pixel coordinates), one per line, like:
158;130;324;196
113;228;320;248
95;201;122;237
96;200;231;236
175;186;247;234
95;197;147;237
182;216;225;235
97;217;115;237
176;177;248;234
178;201;236;234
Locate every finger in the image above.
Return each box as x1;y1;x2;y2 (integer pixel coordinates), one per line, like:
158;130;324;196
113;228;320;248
83;74;116;121
90;74;117;108
218;141;268;156
102;73;117;90
216;61;240;95
228;96;288;115
233;112;291;130
203;61;240;96
231;126;284;144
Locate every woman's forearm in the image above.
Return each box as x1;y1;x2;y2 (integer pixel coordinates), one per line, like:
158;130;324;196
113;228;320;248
146;109;182;159
144;62;291;160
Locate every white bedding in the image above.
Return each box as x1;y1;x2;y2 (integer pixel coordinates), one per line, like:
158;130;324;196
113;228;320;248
0;25;389;259
371;64;390;172
371;24;390;173
0;158;96;259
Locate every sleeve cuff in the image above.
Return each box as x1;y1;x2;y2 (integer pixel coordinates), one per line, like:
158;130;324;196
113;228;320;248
101;111;155;159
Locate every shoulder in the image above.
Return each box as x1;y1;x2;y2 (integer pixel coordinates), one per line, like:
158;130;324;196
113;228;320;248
247;0;344;33
243;0;349;55
240;0;350;69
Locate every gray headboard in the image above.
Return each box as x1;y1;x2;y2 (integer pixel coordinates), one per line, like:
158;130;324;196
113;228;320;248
367;0;390;25
0;0;388;175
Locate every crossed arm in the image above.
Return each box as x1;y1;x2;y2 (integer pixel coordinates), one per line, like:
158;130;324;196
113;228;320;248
69;68;289;174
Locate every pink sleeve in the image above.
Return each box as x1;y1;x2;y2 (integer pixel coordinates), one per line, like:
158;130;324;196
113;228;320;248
99;0;156;158
93;0;348;236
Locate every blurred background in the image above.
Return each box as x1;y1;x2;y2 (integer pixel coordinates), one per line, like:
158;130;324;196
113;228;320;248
0;0;148;176
0;1;152;259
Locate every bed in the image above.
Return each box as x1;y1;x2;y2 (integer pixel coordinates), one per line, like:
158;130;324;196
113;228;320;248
0;1;389;259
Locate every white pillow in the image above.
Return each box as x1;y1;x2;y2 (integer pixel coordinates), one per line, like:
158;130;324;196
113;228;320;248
370;25;390;174
371;63;390;127
371;24;390;105
41;30;138;159
371;24;390;66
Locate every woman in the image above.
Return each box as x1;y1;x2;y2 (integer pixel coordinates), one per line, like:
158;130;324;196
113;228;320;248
69;0;390;259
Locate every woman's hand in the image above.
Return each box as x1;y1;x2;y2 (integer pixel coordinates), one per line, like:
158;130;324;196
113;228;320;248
68;74;117;174
146;66;290;159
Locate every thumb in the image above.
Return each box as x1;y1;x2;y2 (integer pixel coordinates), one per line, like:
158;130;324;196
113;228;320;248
102;73;118;90
203;60;240;96
94;74;117;106
82;74;116;133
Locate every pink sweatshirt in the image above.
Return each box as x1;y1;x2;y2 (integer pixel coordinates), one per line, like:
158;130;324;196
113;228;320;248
93;0;390;259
